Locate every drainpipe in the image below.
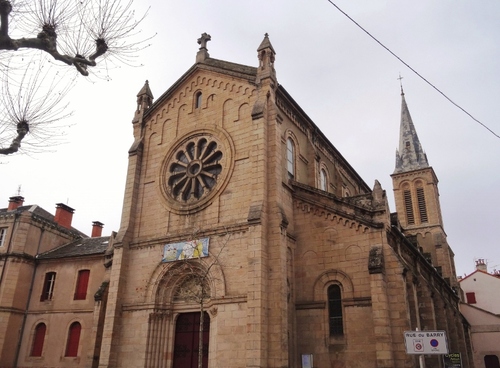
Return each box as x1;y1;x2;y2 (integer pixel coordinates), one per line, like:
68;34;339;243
13;227;45;368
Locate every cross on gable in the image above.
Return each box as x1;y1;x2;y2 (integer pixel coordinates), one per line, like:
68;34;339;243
198;33;211;50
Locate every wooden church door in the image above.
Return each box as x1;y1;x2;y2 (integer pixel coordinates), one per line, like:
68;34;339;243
172;312;210;368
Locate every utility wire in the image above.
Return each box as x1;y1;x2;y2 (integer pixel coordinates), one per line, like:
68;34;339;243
326;0;500;139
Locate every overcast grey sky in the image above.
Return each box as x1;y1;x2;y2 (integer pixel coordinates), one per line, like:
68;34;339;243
1;0;499;277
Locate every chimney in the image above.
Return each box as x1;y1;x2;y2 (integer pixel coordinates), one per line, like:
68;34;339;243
91;221;104;237
8;196;24;211
54;203;75;229
475;259;487;272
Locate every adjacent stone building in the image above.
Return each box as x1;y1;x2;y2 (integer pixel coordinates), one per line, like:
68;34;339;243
0;198;112;368
0;34;475;368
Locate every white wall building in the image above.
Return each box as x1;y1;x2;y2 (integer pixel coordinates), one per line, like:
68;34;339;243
460;259;500;368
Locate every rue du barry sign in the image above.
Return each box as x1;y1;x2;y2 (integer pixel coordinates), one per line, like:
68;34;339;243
404;331;449;355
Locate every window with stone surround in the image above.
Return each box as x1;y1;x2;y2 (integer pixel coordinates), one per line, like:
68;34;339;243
286;138;295;179
195;91;202;109
416;186;428;223
327;284;343;336
30;323;46;357
320;168;328;191
40;272;56;301
403;189;415;225
168;136;222;202
74;270;90;300
0;227;6;247
65;322;81;357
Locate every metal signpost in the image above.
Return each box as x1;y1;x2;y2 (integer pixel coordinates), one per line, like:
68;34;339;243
404;330;449;368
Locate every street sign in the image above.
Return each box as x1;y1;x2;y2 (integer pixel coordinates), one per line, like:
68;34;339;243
404;331;449;354
444;353;462;367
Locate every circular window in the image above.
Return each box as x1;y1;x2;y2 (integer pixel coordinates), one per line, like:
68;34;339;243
168;137;222;201
159;128;234;214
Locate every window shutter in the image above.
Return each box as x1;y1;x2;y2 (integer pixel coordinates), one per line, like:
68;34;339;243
403;190;415;225
466;292;477;304
65;322;81;357
74;270;90;300
31;323;46;357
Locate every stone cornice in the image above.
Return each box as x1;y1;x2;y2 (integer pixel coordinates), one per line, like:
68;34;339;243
291;181;385;230
129;222;249;250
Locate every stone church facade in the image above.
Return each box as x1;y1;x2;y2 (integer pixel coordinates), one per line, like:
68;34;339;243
0;34;474;368
96;34;472;368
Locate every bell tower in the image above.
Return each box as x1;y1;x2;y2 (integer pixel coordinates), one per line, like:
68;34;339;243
391;89;458;289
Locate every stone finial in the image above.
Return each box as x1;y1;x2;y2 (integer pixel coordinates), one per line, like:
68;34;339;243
372;180;384;205
136;80;153;114
256;33;276;85
196;33;211;63
198;33;211;50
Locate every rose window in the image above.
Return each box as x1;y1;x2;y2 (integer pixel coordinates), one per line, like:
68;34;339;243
167;137;223;202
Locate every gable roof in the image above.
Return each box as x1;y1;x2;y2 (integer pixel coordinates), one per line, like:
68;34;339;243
144;57;257;120
459;269;500;283
0;204;87;238
37;236;110;259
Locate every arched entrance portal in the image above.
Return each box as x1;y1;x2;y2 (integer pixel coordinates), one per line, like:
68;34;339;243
173;312;210;368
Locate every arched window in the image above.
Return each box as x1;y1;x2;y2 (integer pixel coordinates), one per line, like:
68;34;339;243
65;322;81;357
484;355;500;368
320;168;327;191
195;92;202;109
30;323;46;357
286;138;295;179
327;285;343;335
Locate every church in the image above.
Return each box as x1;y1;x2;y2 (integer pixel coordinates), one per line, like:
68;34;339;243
0;34;473;368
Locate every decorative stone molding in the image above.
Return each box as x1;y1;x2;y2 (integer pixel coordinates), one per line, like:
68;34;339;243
368;245;384;274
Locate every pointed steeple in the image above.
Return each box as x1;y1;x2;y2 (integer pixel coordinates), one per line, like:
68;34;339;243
394;91;429;173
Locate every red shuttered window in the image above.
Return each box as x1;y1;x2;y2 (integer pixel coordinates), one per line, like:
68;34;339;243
74;270;90;300
466;292;477;304
65;322;81;357
31;323;46;357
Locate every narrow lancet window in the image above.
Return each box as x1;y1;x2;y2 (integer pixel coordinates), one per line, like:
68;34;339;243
195;92;202;109
320;169;327;191
328;285;343;336
286;138;295;179
416;187;428;223
403;190;415;225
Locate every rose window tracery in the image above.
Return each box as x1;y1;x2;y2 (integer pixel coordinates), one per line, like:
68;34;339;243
159;128;234;214
168;137;222;202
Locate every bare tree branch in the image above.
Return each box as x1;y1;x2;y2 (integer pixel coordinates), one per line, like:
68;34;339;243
0;0;152;155
0;54;74;154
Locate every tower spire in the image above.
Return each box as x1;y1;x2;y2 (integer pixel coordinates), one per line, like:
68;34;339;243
394;91;429;173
